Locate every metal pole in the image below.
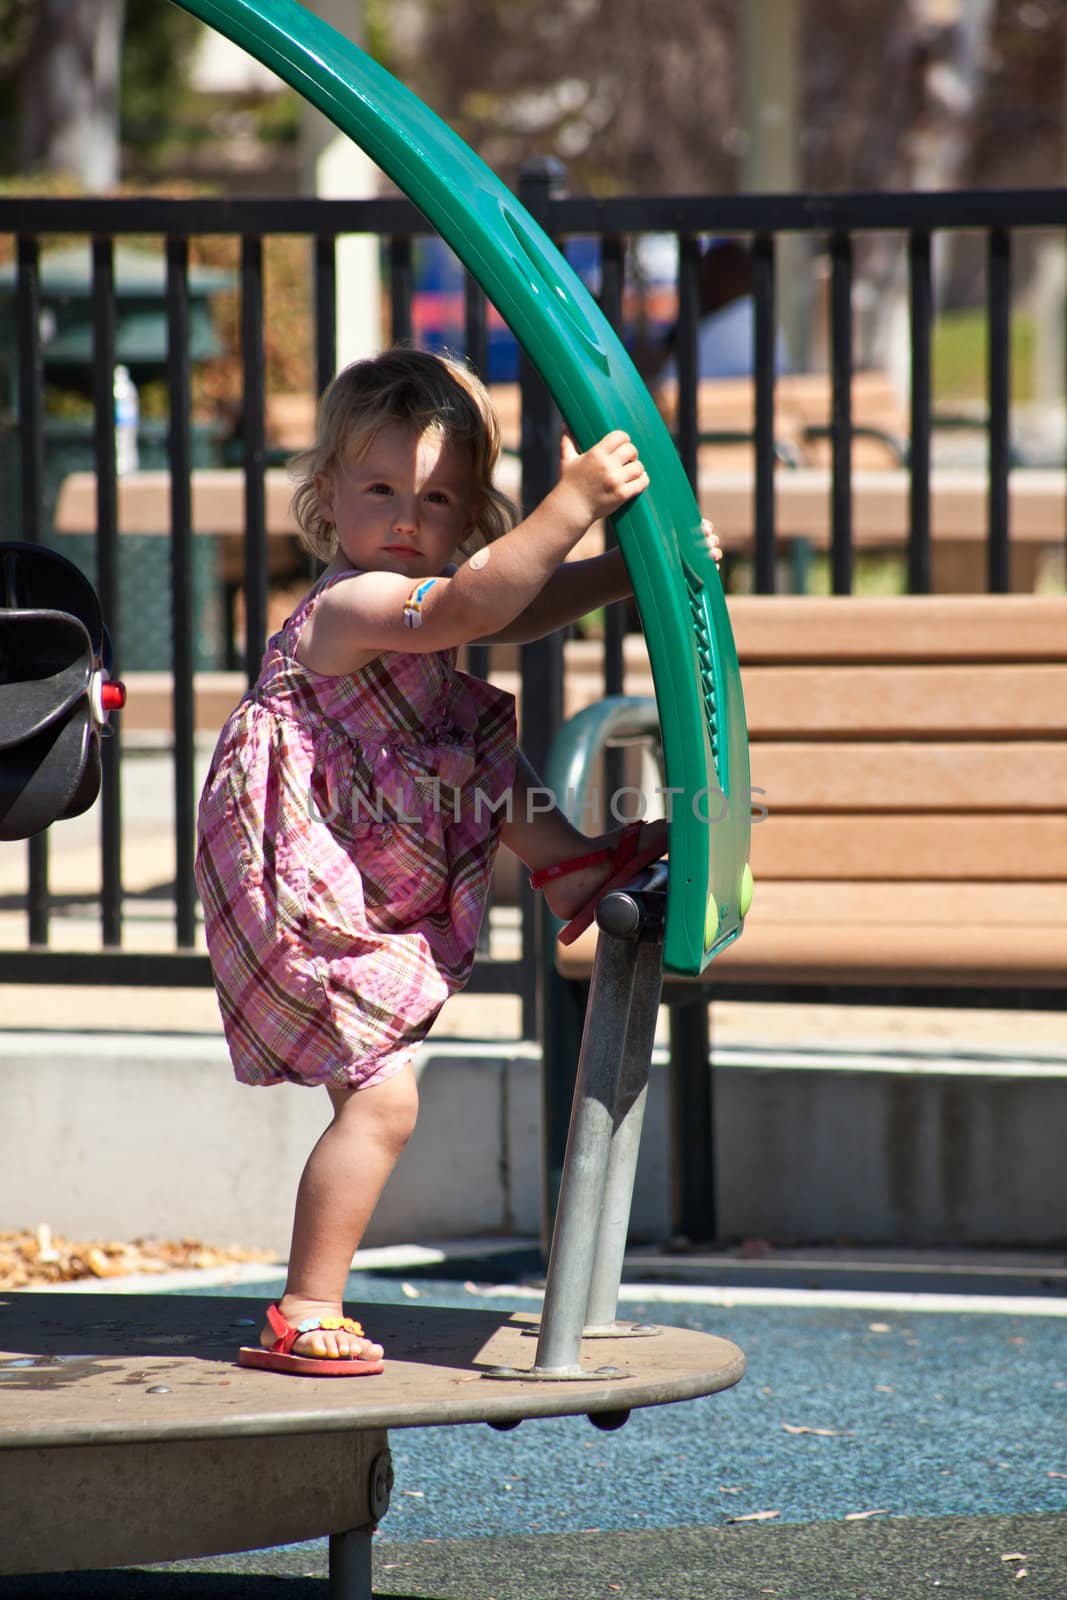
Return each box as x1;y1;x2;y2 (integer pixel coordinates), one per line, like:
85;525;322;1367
535;932;641;1373
328;1529;373;1600
669;1001;717;1244
740;0;808;369
520;157;567;1059
584;934;664;1331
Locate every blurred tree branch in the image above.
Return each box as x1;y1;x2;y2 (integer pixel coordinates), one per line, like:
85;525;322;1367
377;0;1063;199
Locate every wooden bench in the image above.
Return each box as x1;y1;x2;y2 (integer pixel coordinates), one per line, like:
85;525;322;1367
544;595;1067;1235
556;594;1067;996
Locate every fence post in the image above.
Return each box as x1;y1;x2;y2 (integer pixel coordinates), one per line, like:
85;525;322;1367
517;158;584;1246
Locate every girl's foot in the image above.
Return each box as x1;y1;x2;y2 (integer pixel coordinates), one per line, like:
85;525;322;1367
535;818;668;923
263;1296;384;1362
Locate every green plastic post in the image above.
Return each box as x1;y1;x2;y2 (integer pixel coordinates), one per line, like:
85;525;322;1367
168;0;751;975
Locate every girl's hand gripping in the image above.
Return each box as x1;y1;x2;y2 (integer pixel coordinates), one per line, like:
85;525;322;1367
702;518;723;564
556;431;649;527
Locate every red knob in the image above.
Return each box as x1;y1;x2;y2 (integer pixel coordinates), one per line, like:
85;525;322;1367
101;680;126;711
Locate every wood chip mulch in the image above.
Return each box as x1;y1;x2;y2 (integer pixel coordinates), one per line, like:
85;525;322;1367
0;1225;278;1290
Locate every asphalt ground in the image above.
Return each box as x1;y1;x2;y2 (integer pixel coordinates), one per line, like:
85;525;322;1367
3;1251;1064;1599
3;1515;1065;1600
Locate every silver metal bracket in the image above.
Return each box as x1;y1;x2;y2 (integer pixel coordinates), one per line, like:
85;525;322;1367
481;1362;627;1382
576;1321;662;1339
519;1320;662;1340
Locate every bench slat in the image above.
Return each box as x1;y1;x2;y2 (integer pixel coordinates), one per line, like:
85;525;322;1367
743;666;1067;737
558;917;1067;987
750;816;1067;880
728;596;1067;663
753;743;1067;811
720;880;1067;925
701;923;1067;987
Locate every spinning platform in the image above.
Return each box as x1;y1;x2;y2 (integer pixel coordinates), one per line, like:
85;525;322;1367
0;1292;744;1590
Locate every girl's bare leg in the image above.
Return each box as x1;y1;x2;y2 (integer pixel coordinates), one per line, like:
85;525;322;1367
261;1062;419;1359
501;751;667;921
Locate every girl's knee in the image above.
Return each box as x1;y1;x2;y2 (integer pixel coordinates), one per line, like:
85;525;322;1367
380;1066;419;1149
331;1063;419;1150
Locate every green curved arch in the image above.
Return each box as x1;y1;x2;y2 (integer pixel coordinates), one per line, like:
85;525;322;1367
171;0;750;974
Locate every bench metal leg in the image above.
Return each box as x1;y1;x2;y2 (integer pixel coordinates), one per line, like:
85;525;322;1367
584;935;664;1332
669;998;717;1244
329;1528;373;1600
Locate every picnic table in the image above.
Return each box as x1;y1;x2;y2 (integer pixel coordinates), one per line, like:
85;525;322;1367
700;465;1067;590
55;460;1067;595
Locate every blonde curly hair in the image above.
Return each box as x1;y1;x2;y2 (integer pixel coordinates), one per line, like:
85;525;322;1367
289;347;517;561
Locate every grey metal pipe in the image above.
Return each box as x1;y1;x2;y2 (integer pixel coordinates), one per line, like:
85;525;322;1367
535;931;640;1372
329;1528;373;1600
584;934;664;1330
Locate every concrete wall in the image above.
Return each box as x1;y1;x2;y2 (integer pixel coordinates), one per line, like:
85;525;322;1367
3;1032;1065;1252
714;1062;1067;1248
0;1033;671;1254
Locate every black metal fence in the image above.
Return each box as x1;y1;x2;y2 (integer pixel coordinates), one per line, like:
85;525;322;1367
2;176;1065;1006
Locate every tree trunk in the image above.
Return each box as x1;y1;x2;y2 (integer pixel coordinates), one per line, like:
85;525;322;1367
17;0;127;189
856;0;997;373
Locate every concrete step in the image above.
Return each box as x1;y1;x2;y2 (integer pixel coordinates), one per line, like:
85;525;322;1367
4;1022;1065;1254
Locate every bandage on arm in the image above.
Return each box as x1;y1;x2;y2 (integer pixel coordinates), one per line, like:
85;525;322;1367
402;577;438;629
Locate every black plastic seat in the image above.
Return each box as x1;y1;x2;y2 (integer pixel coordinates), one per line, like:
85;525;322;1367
0;543;122;840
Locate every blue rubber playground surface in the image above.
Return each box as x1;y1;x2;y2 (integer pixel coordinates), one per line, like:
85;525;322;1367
192;1263;1067;1540
4;1254;1065;1598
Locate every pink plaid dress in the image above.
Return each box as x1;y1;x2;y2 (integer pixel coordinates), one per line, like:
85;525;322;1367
195;572;517;1090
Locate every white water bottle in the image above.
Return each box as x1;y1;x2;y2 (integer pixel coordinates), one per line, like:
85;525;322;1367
113;364;139;476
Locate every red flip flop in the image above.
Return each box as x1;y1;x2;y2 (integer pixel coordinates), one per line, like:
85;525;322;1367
529;820;667;947
239;1303;385;1377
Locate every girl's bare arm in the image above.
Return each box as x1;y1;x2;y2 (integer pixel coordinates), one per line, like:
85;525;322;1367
297;432;647;674
477;547;631;644
479;519;723;644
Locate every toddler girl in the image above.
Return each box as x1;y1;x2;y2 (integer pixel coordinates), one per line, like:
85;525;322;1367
196;347;717;1375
